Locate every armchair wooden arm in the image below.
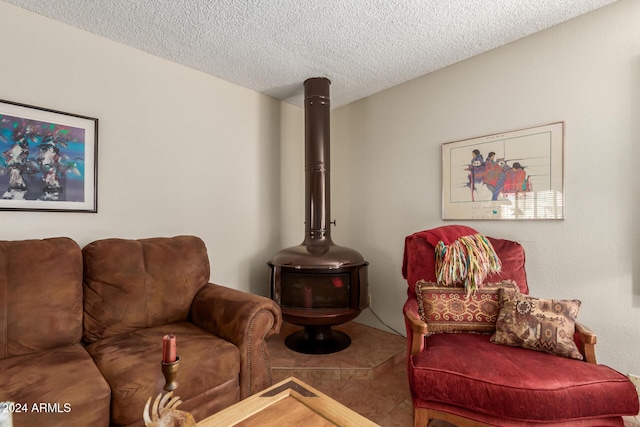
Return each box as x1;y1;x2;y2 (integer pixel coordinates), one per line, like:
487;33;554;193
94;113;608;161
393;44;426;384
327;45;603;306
405;311;598;364
575;322;597;364
404;310;429;356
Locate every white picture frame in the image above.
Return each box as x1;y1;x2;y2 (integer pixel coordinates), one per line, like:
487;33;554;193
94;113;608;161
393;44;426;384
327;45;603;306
442;122;564;220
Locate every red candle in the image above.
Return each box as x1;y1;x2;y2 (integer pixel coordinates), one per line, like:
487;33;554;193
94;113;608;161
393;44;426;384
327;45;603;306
162;334;176;363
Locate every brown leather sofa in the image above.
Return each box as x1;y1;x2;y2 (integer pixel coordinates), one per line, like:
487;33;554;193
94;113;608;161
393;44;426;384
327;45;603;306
0;236;282;427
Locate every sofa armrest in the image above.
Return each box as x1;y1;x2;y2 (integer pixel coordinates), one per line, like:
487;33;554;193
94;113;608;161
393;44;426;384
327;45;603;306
190;283;282;398
575;322;597;364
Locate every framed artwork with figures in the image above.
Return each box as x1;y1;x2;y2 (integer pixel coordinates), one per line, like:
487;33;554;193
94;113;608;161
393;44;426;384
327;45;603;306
0;99;98;212
442;122;564;220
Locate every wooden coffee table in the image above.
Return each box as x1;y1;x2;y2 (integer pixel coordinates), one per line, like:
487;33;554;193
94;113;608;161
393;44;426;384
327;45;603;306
197;376;379;426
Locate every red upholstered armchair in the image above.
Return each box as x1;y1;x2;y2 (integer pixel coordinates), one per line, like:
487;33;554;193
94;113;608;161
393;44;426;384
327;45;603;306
403;225;639;427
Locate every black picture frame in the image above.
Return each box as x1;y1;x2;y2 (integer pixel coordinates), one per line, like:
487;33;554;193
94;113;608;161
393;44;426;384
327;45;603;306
0;99;98;212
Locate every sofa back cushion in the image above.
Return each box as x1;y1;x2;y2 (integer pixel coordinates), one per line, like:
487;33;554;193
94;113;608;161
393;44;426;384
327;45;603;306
82;236;210;343
0;237;83;359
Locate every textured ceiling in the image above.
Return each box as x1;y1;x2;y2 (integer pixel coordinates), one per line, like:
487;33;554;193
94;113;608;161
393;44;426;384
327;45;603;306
4;0;616;108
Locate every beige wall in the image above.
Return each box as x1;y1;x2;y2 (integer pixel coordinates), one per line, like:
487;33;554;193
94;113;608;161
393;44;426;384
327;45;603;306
3;0;639;376
0;1;283;295
311;0;639;374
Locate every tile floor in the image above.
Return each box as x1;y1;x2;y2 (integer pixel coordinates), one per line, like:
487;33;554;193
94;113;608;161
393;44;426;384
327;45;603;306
268;320;640;427
269;321;430;426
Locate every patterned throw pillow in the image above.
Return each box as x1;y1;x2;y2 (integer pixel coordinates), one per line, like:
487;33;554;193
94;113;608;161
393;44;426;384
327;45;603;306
490;288;583;360
415;279;519;335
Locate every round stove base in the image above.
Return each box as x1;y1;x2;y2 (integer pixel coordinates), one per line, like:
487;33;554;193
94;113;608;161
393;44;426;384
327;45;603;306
284;325;351;354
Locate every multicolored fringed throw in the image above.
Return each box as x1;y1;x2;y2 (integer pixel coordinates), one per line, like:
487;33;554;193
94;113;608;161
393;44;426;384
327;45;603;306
435;233;502;295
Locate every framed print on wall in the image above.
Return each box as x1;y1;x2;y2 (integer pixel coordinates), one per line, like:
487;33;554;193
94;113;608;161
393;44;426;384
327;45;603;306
0;99;98;212
442;122;564;220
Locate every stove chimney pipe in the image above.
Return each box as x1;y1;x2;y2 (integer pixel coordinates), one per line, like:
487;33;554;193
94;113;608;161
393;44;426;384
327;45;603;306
304;77;333;244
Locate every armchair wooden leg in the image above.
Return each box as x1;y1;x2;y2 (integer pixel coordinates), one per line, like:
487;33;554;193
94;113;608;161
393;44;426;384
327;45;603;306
414;407;431;427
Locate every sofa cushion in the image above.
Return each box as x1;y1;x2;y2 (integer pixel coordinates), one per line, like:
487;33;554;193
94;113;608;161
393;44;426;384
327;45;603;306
402;226;529;296
0;344;111;427
0;238;83;359
415;279;519;335
86;321;239;426
410;333;639;422
83;236;210;342
491;288;583;360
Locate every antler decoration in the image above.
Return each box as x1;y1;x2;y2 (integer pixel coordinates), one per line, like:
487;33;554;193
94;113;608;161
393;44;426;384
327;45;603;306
143;392;196;427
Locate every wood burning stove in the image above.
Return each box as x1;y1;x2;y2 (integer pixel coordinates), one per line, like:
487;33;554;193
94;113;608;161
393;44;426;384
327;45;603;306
268;77;369;354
